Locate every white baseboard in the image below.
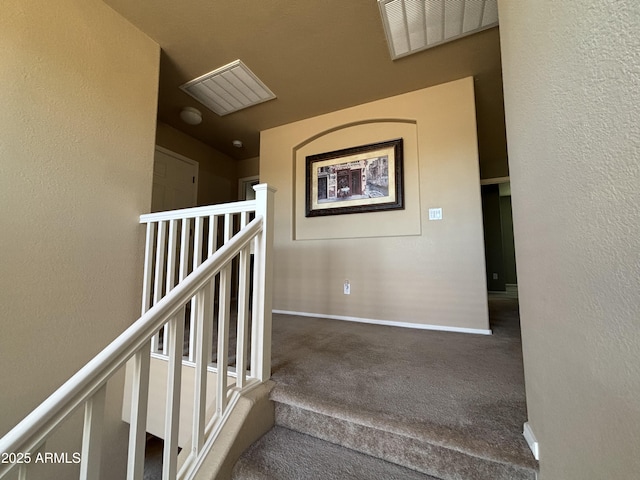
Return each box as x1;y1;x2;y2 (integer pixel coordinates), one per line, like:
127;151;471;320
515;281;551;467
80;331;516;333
272;310;492;335
523;422;540;460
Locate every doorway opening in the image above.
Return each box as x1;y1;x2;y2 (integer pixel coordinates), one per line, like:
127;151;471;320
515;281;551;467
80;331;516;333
238;175;260;201
481;179;517;298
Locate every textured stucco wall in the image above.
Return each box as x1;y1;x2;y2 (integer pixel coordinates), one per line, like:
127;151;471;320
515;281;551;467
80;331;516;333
0;1;159;477
261;78;490;331
498;1;640;478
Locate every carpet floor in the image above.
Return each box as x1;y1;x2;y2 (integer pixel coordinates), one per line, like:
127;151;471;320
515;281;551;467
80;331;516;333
232;295;538;480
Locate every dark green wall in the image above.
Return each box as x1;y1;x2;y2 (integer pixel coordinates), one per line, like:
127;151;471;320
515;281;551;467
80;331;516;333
481;184;518;292
500;195;518;285
481;184;506;291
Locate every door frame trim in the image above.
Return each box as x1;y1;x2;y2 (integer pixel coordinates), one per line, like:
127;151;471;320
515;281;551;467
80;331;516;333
237;175;259;200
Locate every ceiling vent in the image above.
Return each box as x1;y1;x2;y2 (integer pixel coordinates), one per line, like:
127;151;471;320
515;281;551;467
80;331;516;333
378;0;499;60
180;60;276;116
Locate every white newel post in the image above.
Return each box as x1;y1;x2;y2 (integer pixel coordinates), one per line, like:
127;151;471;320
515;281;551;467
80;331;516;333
251;184;276;382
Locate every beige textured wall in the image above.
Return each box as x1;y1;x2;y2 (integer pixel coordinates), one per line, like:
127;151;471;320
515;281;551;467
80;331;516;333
261;78;489;331
499;1;640;478
0;1;159;478
237;157;260;182
156;122;238;205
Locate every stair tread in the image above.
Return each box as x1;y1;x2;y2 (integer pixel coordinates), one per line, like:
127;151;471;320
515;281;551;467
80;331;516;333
271;388;538;472
232;426;441;480
273;399;537;480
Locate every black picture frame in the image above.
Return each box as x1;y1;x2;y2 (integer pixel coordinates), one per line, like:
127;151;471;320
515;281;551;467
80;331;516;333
305;138;404;217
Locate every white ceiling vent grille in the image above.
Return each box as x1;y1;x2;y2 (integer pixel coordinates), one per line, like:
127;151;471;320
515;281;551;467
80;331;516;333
378;0;499;60
180;60;276;116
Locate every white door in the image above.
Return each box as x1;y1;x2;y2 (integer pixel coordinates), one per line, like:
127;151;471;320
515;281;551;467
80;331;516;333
151;147;198;212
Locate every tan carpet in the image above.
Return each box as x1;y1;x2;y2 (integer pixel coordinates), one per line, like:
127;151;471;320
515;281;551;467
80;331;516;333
233;296;538;480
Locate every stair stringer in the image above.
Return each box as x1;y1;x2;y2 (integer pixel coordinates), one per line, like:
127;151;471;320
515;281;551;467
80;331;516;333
187;381;275;480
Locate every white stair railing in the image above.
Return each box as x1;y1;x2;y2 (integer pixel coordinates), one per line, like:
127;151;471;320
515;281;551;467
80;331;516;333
141;190;258;362
0;184;276;480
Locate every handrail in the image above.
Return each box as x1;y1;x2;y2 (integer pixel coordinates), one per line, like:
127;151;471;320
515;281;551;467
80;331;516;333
139;199;257;223
0;215;264;477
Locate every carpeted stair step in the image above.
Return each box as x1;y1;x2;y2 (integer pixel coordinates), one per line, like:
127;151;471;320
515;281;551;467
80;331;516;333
271;394;537;480
231;426;441;480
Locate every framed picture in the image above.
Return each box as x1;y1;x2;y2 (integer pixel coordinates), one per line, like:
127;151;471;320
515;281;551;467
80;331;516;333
305;138;404;217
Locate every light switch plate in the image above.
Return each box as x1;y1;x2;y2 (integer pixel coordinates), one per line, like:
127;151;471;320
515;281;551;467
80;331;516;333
429;208;443;220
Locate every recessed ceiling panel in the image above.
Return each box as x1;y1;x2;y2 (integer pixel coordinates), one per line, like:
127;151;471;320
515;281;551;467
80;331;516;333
378;0;499;60
180;60;276;116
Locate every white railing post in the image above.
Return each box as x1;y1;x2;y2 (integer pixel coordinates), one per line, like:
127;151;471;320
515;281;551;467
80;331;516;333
188;217;204;361
216;262;231;415
126;344;150;480
162;311;185;480
236;213;251;388
251;184;276;381
80;385;106;480
235;243;251;389
162;220;179;356
179;219;191;361
141;223;155;314
192;279;213;456
153;221;167;354
15;442;45;480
